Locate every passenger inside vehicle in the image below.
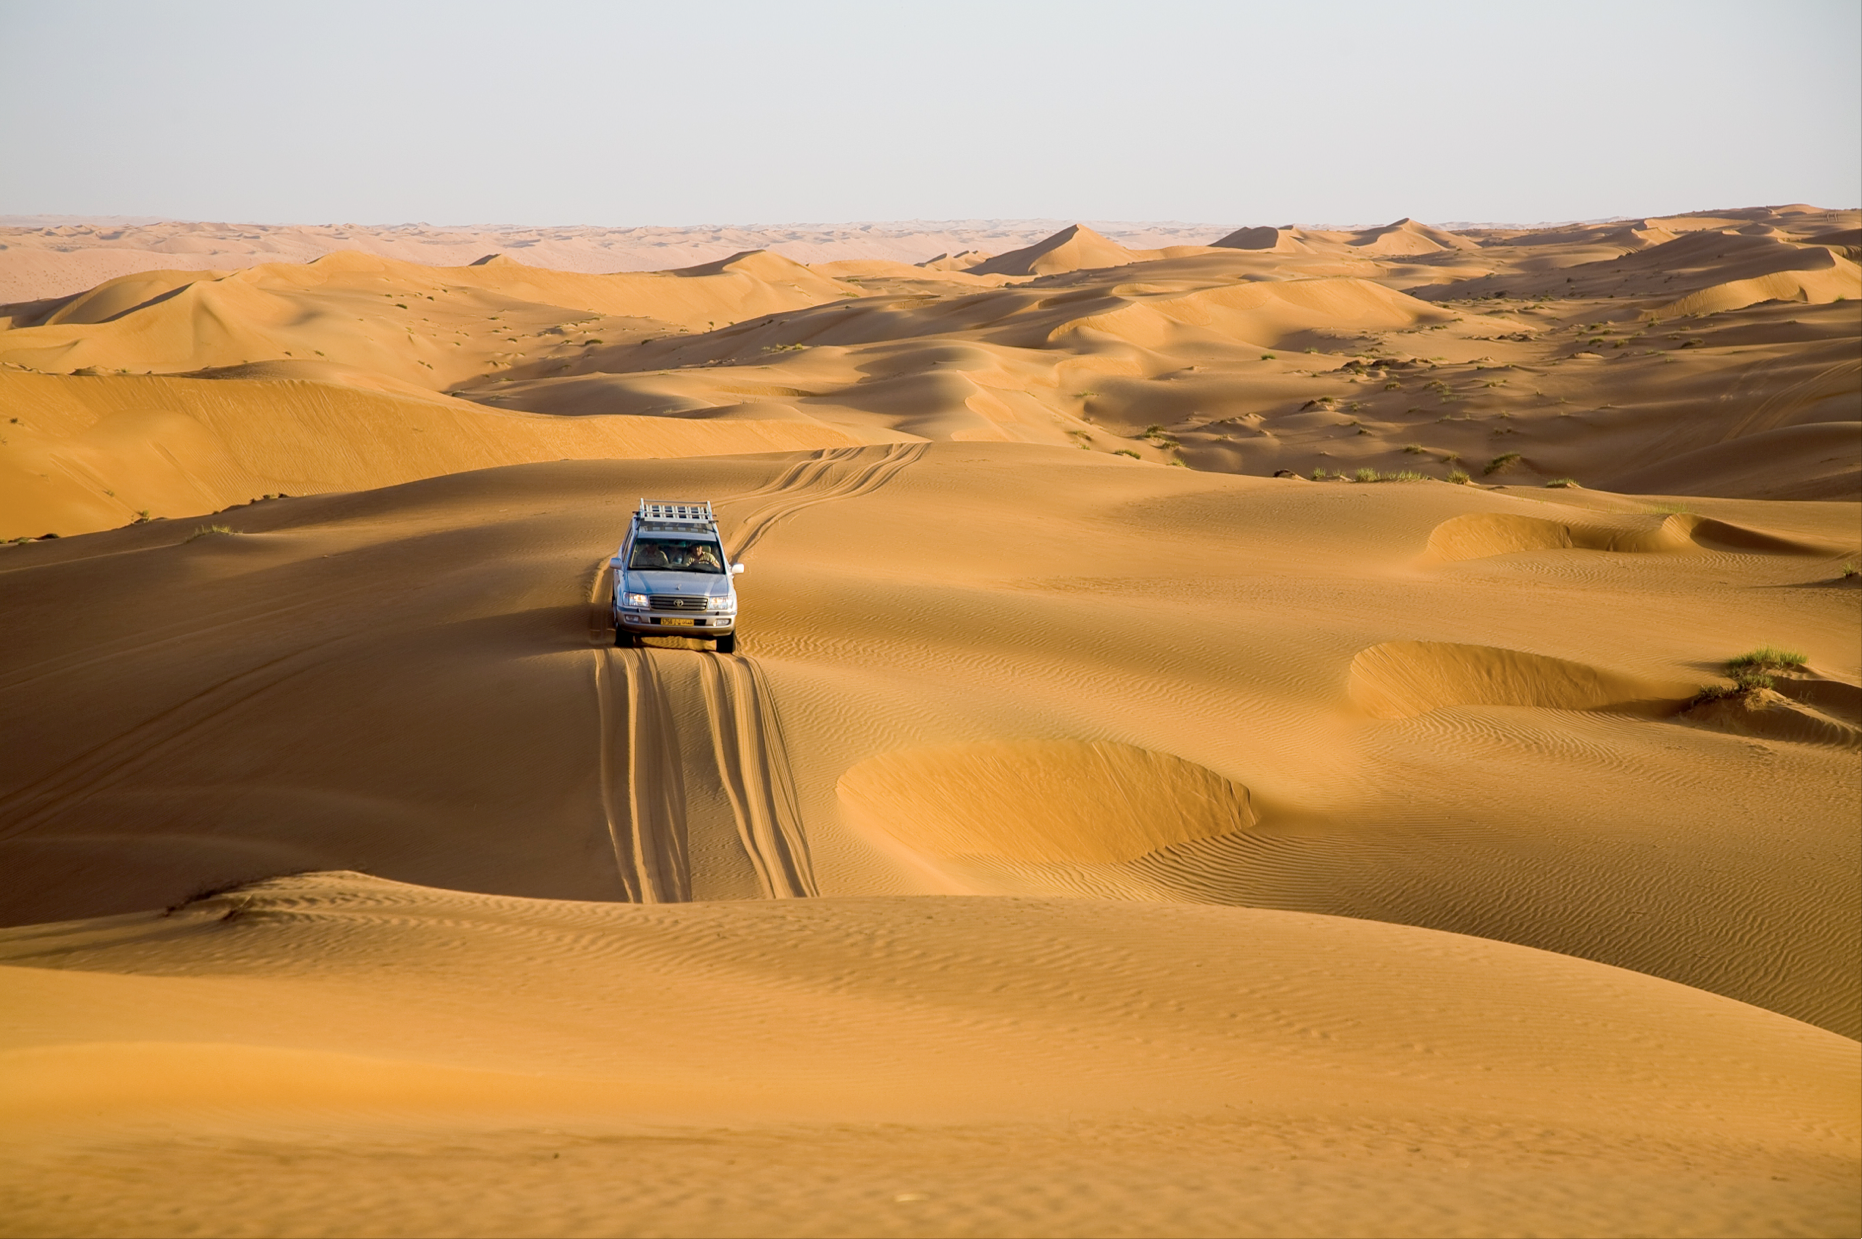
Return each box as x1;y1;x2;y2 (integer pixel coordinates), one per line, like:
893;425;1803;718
629;538;726;573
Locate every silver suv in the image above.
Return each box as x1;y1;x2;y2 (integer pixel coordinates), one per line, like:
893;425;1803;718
610;500;744;652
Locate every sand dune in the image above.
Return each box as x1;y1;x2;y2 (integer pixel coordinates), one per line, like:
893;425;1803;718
839;740;1256;864
966;223;1154;275
1348;217;1484;256
2;205;1858;1237
0;368;859;537
2;872;1854;1238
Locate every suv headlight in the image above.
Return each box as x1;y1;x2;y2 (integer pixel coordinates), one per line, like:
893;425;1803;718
709;596;735;611
623;593;650;608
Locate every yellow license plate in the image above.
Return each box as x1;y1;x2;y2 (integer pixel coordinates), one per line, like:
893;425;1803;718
660;617;697;627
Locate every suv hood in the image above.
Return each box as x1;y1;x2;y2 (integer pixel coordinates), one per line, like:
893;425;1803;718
622;570;731;598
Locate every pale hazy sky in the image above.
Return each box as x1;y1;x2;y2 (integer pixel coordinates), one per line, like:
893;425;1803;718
2;0;1856;227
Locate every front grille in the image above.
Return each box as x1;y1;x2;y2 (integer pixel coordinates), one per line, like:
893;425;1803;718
650;594;708;612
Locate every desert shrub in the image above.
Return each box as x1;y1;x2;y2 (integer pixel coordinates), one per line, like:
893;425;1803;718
1447;469;1471;484
1403;443;1424;454
1730;669;1776;692
1113;449;1140;459
1544;478;1578;488
1686;683;1744;707
1483;452;1522;475
186;525;236;543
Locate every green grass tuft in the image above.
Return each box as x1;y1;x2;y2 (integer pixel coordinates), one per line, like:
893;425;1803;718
1349;468;1428;483
1483;452;1522;475
186;525;237;543
1544;478;1578;488
1727;647;1807;674
1687;647;1809;708
1447;469;1471;484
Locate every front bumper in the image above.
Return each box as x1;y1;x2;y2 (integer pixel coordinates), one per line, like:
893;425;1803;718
616;609;735;635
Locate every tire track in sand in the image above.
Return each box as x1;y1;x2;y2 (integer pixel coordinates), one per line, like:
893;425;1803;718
588;443;923;901
594;648;691;903
726;442;927;562
698;653;817;898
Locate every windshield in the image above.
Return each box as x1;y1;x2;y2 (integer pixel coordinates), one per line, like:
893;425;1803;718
628;537;725;574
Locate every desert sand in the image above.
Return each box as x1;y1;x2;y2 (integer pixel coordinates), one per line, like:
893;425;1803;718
1;206;1857;1238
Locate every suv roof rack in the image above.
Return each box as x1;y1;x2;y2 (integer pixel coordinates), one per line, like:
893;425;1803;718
636;499;716;527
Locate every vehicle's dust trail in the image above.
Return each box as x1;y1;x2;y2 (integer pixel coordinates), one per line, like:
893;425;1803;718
698;654;817;898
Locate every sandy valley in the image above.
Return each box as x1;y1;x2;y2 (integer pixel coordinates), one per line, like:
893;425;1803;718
0;206;1857;1237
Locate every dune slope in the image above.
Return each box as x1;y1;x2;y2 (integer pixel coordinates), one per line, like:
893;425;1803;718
1;872;1855;1239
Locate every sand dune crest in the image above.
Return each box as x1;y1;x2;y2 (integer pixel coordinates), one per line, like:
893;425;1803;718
1349;641;1690;718
967;224;1146;276
838;740;1254;864
1424;510;1830;561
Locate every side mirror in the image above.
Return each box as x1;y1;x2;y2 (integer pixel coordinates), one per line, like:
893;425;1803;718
731;563;746;575
608;556;623;569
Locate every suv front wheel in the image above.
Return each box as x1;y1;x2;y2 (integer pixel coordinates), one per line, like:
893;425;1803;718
715;633;736;655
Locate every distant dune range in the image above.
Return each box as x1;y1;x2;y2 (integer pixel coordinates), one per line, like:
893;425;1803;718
0;217;1235;304
0;206;1857;1238
2;204;1855;539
